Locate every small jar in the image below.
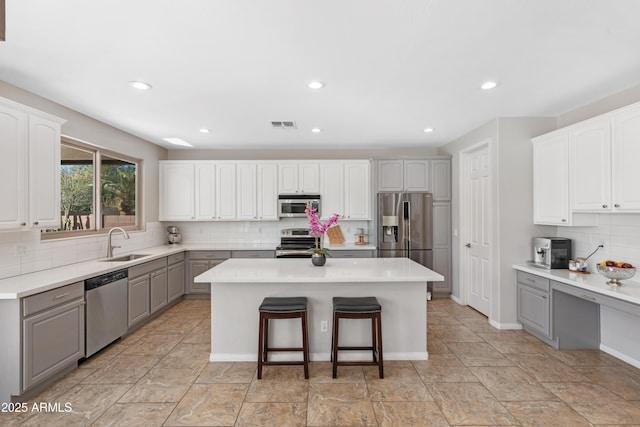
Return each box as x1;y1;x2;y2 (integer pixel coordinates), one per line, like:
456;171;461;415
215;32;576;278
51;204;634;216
568;260;577;271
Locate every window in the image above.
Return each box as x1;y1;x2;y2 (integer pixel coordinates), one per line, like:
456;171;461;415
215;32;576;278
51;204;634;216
44;138;140;236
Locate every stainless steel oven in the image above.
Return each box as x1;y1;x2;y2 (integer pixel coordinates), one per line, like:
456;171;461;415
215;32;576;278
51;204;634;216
278;194;320;218
275;228;316;258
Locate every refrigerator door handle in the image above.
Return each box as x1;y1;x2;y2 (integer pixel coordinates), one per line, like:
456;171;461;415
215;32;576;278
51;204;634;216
405;200;410;252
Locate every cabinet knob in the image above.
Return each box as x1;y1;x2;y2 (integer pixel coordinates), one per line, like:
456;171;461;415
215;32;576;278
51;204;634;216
614;204;620;208
33;221;39;225
21;222;26;226
561;219;567;222
465;243;471;248
602;204;608;208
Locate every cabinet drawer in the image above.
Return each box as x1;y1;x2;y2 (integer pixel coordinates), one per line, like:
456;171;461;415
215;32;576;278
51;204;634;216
331;250;374;258
517;271;550;292
23;282;84;316
189;251;231;260
231;250;274;259
167;252;185;265
129;258;167;278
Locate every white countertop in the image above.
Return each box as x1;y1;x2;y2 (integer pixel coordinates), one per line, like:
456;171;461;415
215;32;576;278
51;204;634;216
195;257;444;284
0;242;376;299
513;264;640;306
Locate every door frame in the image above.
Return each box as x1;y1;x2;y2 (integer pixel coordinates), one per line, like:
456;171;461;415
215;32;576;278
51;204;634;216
459;139;493;314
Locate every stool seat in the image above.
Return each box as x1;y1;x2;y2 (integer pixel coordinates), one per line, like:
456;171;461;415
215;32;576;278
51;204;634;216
333;296;381;312
260;297;307;312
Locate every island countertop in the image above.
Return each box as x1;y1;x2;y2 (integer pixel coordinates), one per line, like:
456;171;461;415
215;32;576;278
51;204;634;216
195;257;445;284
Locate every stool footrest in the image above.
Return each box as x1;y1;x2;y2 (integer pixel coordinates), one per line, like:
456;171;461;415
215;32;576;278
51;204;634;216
261;361;306;366
265;347;305;352
337;346;376;351
335;361;381;367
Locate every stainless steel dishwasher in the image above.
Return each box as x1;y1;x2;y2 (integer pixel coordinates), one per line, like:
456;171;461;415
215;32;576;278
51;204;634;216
84;269;128;357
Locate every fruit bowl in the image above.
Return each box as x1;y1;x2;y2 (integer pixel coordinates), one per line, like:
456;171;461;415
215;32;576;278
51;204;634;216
597;265;636;286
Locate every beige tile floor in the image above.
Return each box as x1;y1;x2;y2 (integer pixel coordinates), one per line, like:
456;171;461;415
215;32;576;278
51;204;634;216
4;298;640;426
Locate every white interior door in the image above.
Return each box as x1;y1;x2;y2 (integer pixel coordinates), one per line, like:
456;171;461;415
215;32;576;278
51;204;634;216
463;144;491;316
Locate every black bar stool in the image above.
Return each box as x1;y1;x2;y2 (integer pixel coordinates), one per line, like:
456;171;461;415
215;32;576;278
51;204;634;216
331;296;383;379
257;296;309;379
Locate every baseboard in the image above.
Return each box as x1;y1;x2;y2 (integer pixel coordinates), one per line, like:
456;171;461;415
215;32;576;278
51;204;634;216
600;344;640;369
210;352;429;362
488;319;523;330
450;294;462;304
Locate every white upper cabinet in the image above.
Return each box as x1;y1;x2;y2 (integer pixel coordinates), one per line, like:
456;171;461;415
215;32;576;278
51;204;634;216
215;162;237;220
257;163;278;220
278;161;320;194
160;162;195;221
378;159;430;192
612;105;640;211
237;162;278;220
533;132;571;225
570;118;611;212
0;103;27;230
195;162;216;220
319;162;344;219
344;161;371;220
0;98;64;231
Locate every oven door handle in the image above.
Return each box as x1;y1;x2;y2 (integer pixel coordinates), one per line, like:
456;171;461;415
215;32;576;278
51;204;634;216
276;250;312;258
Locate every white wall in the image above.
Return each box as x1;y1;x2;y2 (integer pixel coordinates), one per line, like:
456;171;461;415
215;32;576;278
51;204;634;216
0;81;168;279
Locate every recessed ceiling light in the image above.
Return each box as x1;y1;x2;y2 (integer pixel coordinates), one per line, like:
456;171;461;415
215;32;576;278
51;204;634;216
163;138;193;147
481;81;498;90
128;81;152;90
423;128;434;133
311;128;322;133
199;128;211;133
308;81;325;90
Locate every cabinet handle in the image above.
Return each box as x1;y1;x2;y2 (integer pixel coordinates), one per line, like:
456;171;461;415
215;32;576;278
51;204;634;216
53;292;70;300
33;221;39;225
525;278;534;283
21;222;26;226
614;204;620;208
561;219;567;222
465;243;471;248
541;295;547;299
580;294;596;301
602;204;608;208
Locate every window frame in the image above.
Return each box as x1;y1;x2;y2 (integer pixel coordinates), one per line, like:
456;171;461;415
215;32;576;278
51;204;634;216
42;136;143;240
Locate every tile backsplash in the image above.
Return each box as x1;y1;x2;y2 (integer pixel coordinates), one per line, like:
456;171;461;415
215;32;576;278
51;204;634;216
556;213;640;275
0;219;372;280
0;222;166;280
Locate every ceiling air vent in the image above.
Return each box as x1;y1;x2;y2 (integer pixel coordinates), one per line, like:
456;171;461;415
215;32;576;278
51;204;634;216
271;121;297;129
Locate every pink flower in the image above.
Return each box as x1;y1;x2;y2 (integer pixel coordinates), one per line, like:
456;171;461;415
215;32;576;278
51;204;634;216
305;205;340;236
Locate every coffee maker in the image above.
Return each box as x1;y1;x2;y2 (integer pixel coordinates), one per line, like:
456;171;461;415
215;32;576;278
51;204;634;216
167;226;181;244
532;237;571;269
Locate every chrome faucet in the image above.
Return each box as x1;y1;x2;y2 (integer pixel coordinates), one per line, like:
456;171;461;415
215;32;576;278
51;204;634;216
107;227;130;258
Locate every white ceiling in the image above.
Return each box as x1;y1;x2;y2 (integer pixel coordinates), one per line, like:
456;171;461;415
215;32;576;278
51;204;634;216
2;0;640;150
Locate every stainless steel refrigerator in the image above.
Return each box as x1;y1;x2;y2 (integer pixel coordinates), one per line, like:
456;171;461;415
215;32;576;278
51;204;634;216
377;192;433;268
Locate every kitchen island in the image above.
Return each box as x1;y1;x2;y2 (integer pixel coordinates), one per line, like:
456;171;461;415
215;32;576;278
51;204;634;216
195;257;444;362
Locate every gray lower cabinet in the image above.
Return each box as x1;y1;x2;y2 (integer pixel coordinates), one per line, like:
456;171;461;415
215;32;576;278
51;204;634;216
230;250;275;258
150;268;168;314
167;253;185;303
331;250;374;258
128;258;168;327
516;271;551;338
22;282;85;391
128;275;150;327
188;251;231;294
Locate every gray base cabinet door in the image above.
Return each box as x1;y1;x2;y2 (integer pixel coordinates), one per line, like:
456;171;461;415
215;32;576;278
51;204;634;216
167;261;185;303
331;250;374;258
23;298;85;390
150;268;168;314
517;283;551;337
189;260;213;294
128;276;150;327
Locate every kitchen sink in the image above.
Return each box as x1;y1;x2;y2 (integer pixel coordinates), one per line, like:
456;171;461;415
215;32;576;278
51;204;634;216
101;254;150;262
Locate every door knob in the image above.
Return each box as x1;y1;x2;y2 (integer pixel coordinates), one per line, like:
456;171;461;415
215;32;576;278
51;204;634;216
465;243;471;248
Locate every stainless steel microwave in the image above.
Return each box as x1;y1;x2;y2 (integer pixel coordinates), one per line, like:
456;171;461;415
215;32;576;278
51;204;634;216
278;194;320;218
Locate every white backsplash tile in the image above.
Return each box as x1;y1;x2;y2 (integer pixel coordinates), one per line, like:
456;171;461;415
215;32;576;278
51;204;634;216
556;213;640;271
